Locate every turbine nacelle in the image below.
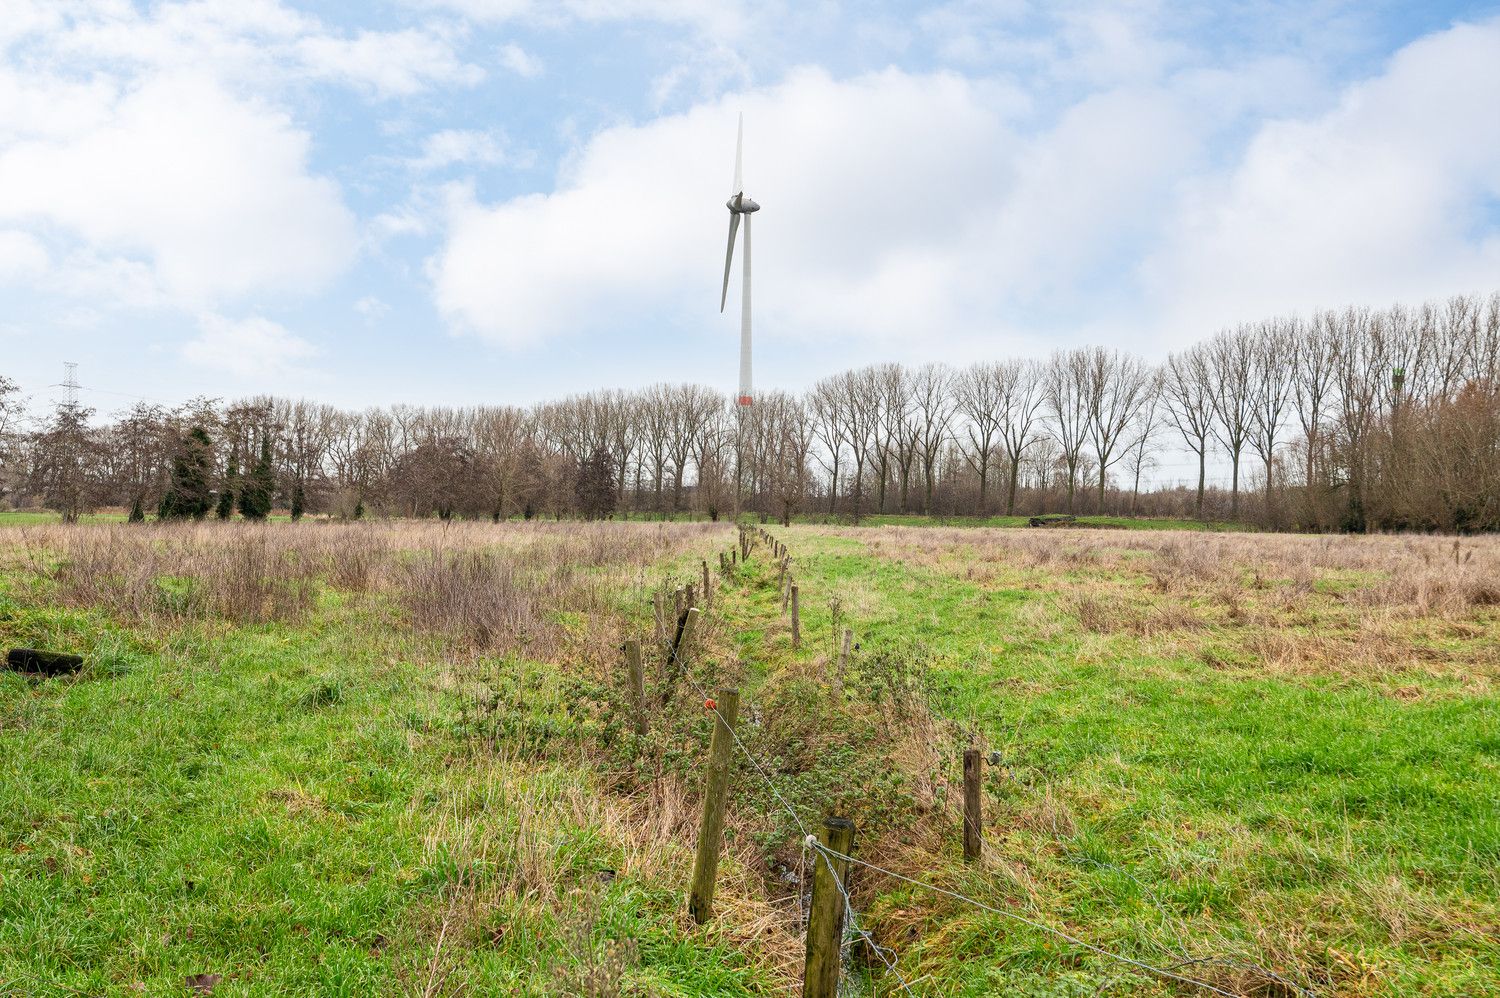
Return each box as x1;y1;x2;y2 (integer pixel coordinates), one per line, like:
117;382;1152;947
726;194;760;214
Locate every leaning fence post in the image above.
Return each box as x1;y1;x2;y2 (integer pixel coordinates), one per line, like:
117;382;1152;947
664;607;701;695
624;640;646;736
791;585;801;649
803;816;856;998
963;748;983;862
688;687;741;924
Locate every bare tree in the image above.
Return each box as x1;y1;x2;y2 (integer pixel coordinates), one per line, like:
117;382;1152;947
954;363;1002;513
1044;350;1090;513
1247;319;1296;525
1205;328;1256;518
1123;367;1166;514
910;363;955;514
1292;312;1339;526
1162;347;1215;518
1080;347;1152;513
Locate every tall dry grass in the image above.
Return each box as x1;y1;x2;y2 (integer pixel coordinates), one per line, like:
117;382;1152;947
3;520;725;660
856;526;1500;616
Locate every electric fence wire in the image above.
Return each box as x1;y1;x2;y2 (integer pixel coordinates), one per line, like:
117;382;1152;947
662;541;1285;998
660;575;912;993
808;841;1305;998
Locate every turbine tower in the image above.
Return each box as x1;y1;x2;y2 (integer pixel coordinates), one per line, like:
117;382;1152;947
720;114;759;407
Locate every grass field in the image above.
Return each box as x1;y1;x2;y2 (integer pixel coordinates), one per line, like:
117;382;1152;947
1;519;1495;995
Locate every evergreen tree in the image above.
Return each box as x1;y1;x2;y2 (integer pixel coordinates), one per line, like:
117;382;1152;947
238;438;274;521
577;447;617;520
290;480;305;521
128;496;146;523
353;498;365;520
158;426;215;520
216;451;238;520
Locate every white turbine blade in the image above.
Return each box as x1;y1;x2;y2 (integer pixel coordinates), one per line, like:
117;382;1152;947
719;210;740;313
739;211;752;404
732;112;743;195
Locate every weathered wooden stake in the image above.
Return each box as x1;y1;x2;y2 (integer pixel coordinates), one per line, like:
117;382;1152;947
624;640;646;736
685;583;696;610
782;576;791;613
664;607;701;694
777;558;787;590
790;585;801;649
702;560;711;609
836;628;852;682
963;748;983;862
688;687;740;924
803;816;855;998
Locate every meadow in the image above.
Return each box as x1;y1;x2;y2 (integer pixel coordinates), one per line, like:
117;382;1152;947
0;518;1495;996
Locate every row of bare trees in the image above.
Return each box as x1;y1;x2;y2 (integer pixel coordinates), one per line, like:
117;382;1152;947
3;291;1498;531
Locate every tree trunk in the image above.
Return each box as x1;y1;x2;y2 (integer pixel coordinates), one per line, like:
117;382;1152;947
1196;447;1206;519
1230;452;1241;518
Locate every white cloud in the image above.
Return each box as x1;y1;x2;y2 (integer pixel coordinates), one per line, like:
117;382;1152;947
431;16;1500;360
409;129;515;171
296;28;484;96
15;1;480;100
417;0;743;33
0;230;49;283
182;314;320;377
428;65;1184;349
355;296;391;321
498;42;543;78
1144;17;1500;340
0;72;358;302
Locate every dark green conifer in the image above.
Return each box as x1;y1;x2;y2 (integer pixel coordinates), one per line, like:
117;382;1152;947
158;426;215;520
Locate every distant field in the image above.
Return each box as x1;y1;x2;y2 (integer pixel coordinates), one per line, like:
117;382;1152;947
1;518;1495;995
0;508;1253;533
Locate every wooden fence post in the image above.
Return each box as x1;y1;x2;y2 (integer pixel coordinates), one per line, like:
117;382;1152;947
836;628;852;682
803;816;855;998
624;640;646;736
685;583;696;611
688;688;740;924
791;585;801;650
702;560;711;609
664;607;701;695
782;576;791;613
963;749;983;862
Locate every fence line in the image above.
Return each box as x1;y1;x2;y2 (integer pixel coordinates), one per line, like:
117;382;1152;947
658;526;1294;998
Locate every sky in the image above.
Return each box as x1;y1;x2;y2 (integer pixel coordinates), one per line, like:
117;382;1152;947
2;0;1499;423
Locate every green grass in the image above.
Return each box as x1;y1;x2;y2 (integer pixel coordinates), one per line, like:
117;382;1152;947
753;526;1500;996
0;541;770;996
5;519;1495;996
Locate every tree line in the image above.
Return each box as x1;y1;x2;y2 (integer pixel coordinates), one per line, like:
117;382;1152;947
3;291;1498;531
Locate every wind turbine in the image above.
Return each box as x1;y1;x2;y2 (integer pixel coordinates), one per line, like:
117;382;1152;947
720;114;759;407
